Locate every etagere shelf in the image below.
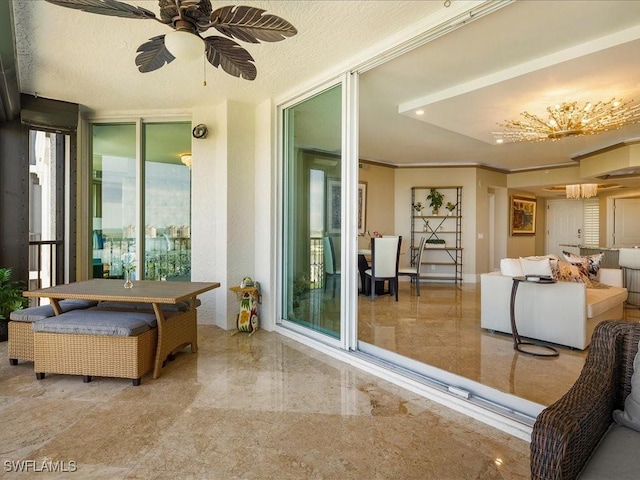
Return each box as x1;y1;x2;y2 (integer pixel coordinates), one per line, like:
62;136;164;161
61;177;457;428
411;186;462;286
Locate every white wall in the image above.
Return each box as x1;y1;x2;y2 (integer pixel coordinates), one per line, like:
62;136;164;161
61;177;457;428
192;101;257;329
254;99;275;330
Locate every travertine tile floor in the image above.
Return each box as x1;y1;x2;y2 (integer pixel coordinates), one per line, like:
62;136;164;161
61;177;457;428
0;325;530;479
359;283;640;406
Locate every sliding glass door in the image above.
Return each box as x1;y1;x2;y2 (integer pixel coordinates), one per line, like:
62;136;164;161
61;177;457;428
282;84;343;339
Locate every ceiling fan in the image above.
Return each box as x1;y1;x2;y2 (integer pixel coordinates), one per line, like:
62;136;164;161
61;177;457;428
44;0;298;80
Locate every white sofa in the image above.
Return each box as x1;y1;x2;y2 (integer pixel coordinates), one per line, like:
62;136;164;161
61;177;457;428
481;267;628;350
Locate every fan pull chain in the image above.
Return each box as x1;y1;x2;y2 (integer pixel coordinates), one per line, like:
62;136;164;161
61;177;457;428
203;55;207;87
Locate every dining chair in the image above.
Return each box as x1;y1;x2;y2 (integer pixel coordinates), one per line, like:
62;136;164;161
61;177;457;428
398;237;427;297
365;236;402;301
322;236;340;298
398;235;426;296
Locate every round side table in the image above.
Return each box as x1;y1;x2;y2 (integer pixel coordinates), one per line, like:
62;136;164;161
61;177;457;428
510;276;559;357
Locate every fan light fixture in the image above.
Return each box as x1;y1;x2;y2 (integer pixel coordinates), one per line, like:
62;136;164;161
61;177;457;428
493;98;640;142
164;30;204;61
565;184;598;199
180;154;192;168
44;0;297;80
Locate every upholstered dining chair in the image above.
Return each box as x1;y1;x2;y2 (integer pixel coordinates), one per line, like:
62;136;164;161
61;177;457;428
322;236;340;298
365;236;402;301
398;236;426;296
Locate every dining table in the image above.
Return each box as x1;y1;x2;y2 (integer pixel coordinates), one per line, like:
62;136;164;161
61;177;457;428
23;278;220;379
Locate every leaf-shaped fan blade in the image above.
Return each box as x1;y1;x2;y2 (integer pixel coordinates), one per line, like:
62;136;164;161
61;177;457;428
45;0;159;20
159;0;213;28
204;36;256;81
135;36;175;73
210;6;298;43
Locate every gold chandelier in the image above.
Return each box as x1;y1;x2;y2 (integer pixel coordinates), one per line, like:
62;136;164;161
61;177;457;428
565;184;598;199
493;98;640;142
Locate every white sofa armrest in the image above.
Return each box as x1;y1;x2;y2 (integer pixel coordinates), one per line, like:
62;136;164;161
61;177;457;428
598;268;623;287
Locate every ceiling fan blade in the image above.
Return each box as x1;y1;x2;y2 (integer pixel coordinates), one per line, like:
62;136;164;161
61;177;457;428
159;0;212;29
135;36;175;73
209;6;298;43
45;0;159;20
204;36;256;81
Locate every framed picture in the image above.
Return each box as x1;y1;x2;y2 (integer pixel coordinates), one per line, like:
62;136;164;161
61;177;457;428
511;195;537;235
326;178;341;234
358;182;367;235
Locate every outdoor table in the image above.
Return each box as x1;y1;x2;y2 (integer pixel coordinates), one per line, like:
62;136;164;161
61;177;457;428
23;279;220;378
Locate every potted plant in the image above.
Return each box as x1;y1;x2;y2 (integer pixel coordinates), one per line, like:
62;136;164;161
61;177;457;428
426;188;444;215
446;202;457;215
0;268;29;342
425;238;446;248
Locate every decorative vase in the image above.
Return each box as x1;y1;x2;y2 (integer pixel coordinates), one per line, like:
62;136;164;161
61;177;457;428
124;270;133;289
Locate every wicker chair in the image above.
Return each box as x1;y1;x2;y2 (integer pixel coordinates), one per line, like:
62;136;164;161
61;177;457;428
531;320;640;479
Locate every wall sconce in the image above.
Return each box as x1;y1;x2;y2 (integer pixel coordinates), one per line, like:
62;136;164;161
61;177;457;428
180;154;192;169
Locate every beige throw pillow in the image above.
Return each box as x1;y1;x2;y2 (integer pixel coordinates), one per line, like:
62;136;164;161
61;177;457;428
519;257;553;278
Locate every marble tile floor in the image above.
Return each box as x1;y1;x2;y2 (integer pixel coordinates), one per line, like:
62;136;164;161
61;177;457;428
0;325;530;479
358;282;640;407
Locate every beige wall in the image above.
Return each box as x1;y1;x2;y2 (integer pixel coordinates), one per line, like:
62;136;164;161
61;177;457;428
394;167;477;279
357;162;396;250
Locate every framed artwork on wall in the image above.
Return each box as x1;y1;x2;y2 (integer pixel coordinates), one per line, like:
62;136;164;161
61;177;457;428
511;195;537;235
326;178;341;234
358;181;367;235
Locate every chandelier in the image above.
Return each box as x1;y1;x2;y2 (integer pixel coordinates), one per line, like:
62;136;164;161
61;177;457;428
493;98;640;142
565;184;598;199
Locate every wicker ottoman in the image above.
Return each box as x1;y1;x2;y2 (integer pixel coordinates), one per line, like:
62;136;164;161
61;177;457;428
8;300;98;365
32;309;158;386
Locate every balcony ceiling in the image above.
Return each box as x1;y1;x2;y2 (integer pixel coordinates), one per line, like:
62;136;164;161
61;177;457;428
10;1;640;190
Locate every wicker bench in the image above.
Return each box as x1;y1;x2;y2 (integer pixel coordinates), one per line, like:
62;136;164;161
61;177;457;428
8;300;98;365
32;308;160;386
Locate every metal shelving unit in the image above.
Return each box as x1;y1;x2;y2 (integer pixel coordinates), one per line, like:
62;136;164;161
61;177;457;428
411;186;462;286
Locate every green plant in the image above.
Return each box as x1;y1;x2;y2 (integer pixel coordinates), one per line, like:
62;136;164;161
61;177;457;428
425;238;445;244
446;201;457;212
426;188;444;212
0;268;29;341
0;268;29;320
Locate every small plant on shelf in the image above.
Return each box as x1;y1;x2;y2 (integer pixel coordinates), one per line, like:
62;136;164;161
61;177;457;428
426;188;444;214
446;201;457;214
412;202;425;213
425;238;446;247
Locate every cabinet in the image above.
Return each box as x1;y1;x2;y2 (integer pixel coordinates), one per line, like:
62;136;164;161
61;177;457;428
410;186;462;285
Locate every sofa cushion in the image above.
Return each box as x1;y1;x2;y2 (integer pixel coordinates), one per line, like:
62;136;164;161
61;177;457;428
9;299;99;322
578;424;640;480
586;286;628;318
31;309;157;337
500;258;524;277
613;340;640;432
563;250;603;281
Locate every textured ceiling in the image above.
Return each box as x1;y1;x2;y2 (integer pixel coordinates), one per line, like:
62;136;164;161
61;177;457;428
12;0;443;113
10;0;640;190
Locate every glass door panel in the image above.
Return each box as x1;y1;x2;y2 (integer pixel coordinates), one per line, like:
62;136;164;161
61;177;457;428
90;123;136;279
283;84;342;339
143;122;192;281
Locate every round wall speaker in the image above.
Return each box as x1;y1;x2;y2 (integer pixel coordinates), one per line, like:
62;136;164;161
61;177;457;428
192;124;208;139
